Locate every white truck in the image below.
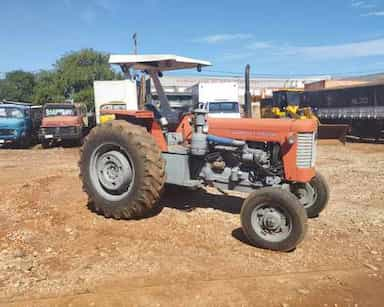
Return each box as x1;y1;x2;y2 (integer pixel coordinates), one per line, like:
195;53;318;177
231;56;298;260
93;80;138;124
191;82;241;118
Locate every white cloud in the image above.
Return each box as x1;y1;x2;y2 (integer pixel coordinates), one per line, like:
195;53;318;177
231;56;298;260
220;52;255;61
362;10;384;16
94;0;115;12
248;41;272;49
352;1;364;7
79;0;116;24
351;0;376;9
217;38;384;63
195;33;253;44
222;38;384;62
280;38;384;59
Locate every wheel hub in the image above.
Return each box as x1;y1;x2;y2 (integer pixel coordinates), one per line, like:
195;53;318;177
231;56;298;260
295;183;316;208
251;205;291;242
96;150;133;191
262;211;283;230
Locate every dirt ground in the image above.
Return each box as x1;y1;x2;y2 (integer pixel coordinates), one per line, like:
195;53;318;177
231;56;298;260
0;142;383;307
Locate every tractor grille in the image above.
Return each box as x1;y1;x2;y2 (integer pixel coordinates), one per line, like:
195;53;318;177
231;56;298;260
0;129;15;136
41;126;77;135
42;127;56;134
61;126;77;134
296;132;316;168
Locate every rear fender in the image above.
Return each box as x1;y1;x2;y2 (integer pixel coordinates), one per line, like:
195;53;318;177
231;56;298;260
113;111;168;152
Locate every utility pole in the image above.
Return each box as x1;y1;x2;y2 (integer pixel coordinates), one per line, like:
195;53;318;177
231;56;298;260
244;64;252;118
132;33;138;55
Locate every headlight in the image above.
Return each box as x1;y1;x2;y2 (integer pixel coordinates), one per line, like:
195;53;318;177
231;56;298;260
13;130;18;136
287;133;297;145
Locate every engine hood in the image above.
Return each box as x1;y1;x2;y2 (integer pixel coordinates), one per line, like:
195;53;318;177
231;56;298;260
208;118;318;143
0;118;25;129
41;116;81;128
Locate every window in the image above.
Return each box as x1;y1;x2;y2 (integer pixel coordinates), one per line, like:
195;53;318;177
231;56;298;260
45;107;75;117
209;102;239;113
286;92;301;106
0;107;24;119
101;104;126;111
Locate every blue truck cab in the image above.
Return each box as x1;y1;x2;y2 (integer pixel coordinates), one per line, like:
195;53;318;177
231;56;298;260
0;102;42;148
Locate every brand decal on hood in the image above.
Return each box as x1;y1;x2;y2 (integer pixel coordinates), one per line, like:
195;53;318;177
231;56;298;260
229;130;277;137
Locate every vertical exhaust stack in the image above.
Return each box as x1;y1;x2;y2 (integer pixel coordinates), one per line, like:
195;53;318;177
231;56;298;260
244;64;252;118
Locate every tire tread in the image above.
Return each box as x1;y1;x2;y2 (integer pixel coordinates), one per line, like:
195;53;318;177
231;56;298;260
79;120;165;219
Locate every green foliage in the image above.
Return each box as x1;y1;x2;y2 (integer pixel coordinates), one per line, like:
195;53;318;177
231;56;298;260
33;70;63;105
52;49;122;107
0;49;122;108
0;70;36;102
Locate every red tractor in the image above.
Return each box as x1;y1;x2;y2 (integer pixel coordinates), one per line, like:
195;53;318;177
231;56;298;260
79;55;329;251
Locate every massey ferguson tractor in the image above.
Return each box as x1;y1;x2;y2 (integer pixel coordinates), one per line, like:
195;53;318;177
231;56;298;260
79;55;329;252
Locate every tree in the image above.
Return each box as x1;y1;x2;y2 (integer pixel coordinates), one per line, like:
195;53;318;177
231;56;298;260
33;70;63;105
0;49;122;107
0;70;36;102
52;49;122;108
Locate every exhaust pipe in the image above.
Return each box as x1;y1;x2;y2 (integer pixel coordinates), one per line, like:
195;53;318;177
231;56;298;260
244;64;252;118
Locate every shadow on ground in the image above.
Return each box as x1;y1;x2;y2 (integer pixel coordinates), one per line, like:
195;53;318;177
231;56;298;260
161;186;245;215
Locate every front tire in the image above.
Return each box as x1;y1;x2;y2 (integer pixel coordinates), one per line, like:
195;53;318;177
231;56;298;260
240;187;307;252
79;120;166;219
291;172;329;218
41;141;51;149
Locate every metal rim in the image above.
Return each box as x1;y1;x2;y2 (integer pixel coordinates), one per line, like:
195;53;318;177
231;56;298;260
89;143;135;202
251;203;292;242
294;183;317;209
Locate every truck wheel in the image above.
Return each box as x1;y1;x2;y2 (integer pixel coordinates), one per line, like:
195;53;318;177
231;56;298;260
291;172;329;218
41;141;51;149
79;120;166;219
17;137;30;149
240;187;307;252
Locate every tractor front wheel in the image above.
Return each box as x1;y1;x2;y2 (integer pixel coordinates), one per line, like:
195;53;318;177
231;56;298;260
79;120;166;219
291;172;329;218
240;187;307;252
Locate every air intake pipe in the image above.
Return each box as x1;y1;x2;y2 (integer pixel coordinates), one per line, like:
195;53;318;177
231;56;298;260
191;109;209;155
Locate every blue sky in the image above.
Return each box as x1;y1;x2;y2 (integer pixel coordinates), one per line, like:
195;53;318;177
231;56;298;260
1;0;384;77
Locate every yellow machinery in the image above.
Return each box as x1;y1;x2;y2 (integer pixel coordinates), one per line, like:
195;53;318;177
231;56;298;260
261;89;350;141
99;101;128;124
271;89;306;118
260;89;307;119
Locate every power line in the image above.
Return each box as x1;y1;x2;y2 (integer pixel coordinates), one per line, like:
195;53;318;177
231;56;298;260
203;68;384;78
0;67;384;79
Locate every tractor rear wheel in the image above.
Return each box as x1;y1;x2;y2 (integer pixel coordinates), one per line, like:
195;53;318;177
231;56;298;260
240;187;307;252
79;120;166;219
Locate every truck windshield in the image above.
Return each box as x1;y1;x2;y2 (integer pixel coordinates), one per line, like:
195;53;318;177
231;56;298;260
286;92;301;106
45;107;75;117
209;102;239;113
101;104;126;111
0;107;24;119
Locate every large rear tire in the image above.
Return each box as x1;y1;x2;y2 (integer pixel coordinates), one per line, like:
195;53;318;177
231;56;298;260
291;172;329;218
240;187;307;252
79;120;166;219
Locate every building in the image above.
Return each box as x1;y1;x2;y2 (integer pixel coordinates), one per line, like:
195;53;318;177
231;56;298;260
151;75;331;105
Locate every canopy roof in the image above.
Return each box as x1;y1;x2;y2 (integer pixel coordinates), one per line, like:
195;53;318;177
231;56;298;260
109;54;211;72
